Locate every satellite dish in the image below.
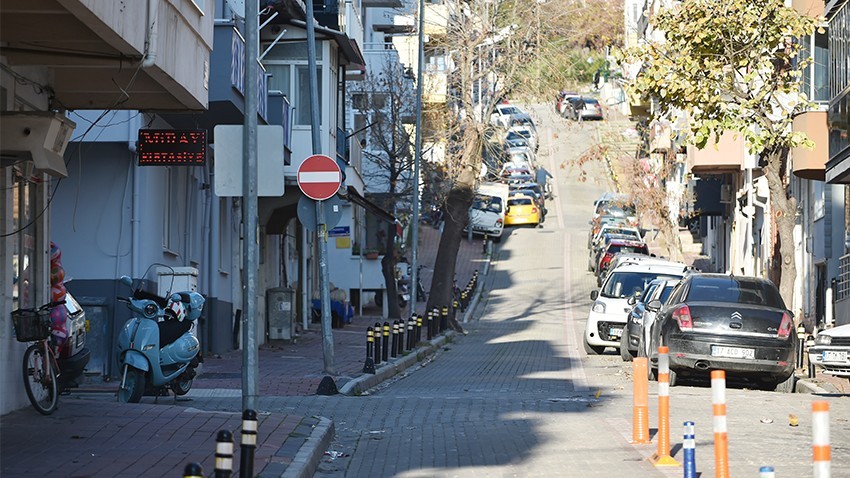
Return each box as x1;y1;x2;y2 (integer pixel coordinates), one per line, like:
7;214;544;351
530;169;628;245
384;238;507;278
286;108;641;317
226;0;245;19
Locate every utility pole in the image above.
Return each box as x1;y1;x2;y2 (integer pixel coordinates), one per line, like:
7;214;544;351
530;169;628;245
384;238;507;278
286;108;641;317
305;0;335;373
242;0;259;411
410;0;426;309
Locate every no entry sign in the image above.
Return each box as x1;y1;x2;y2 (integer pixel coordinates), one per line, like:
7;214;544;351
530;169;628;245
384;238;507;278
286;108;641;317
297;154;342;201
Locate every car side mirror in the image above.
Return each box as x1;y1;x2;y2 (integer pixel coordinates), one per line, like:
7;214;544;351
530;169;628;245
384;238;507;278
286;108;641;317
506;206;511;212
119;276;133;287
627;296;637;306
647;299;662;311
590;290;598;301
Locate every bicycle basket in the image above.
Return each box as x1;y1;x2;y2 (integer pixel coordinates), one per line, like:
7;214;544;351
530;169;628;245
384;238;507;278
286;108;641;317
11;309;52;342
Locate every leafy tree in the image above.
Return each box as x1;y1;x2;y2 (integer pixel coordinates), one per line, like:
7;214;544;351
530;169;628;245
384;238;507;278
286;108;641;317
620;0;819;306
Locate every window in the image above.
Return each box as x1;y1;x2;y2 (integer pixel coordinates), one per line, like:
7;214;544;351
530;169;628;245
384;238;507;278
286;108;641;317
812;179;825;220
295;66;322;126
163;167;180;253
352;93;367;110
10;168;40;310
800;31;829;102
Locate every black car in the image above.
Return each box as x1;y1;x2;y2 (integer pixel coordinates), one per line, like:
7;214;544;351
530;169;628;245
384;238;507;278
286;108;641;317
620;278;678;362
646;274;796;392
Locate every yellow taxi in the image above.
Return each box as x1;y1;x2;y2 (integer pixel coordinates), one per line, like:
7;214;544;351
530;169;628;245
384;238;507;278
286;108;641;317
504;194;540;226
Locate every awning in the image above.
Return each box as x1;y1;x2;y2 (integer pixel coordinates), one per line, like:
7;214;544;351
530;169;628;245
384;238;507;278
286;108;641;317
285;19;367;71
342;186;395;223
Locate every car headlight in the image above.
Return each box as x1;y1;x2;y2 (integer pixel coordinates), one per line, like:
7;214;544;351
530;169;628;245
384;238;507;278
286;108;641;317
815;334;832;346
591;301;606;314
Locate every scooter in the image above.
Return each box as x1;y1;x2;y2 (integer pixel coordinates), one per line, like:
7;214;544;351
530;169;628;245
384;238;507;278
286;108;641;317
115;266;204;403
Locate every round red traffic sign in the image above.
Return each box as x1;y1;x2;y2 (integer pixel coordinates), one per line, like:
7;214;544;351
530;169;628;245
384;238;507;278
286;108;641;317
297;154;342;201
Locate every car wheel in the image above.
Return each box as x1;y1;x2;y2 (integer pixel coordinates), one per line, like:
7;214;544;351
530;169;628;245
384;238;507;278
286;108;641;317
648;366;657;382
583;337;605;355
619;333;634;362
773;374;796;393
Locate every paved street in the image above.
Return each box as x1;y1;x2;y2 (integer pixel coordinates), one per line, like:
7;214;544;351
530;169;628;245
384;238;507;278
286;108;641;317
3;107;849;477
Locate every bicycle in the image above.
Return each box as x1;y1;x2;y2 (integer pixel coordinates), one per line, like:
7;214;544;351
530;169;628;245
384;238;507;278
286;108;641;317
12;300;66;415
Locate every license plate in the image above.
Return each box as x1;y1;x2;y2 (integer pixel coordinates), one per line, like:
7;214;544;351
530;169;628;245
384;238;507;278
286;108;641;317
609;328;623;339
711;345;755;360
822;350;848;363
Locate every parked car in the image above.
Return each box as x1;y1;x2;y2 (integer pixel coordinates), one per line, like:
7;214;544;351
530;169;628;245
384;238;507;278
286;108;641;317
588;233;641;273
589;224;643;250
584;262;691;355
645;273;796;392
507;126;538;152
490;104;525;128
597;253;686;288
621;278;680;362
556;91;581;117
566;96;604;121
504;194;540;226
595;239;650;282
807;323;850;382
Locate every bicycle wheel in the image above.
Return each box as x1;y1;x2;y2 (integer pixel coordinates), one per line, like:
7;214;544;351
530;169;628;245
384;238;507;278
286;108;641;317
22;344;58;415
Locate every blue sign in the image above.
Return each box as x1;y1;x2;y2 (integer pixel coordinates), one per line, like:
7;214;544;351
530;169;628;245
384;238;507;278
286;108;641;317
328;226;350;237
230;29;269;120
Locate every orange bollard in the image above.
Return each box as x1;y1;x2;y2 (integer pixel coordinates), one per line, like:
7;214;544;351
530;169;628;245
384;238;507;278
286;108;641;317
631;357;651;444
649;346;680;466
711;370;729;478
812;401;830;478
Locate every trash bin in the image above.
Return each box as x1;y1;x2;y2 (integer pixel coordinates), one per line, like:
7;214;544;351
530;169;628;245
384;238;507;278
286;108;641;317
267;288;296;340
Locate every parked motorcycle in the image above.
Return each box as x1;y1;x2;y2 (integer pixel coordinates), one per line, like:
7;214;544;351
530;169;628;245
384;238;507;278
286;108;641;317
115;265;204;403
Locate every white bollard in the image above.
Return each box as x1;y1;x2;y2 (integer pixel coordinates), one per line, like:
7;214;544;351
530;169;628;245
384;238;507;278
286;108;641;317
813;401;831;478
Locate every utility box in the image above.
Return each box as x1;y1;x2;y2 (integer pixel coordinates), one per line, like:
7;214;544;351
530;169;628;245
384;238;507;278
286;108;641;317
157;267;199;295
267;287;296;340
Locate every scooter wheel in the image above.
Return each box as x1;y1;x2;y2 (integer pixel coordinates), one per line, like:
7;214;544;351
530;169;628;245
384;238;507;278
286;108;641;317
118;365;145;403
172;377;193;396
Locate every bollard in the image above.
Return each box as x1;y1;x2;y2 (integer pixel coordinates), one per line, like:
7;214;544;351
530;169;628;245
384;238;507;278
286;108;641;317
649;346;680;466
374;322;382;365
215;430;233;478
683;421;696;478
807;335;817;378
391;321;399;358
631;357;651;444
398;319;405;353
759;466;775;478
382;322;390;362
454;299;461;315
239;409;257;478
416;314;423;342
797;324;807;369
407;317;415;350
441;306;449;331
363;326;376;374
813;400;830;478
426;311;433;339
711;370;729;478
184;463;204;478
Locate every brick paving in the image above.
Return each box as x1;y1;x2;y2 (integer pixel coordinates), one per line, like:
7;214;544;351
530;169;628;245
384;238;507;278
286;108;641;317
0;223;486;477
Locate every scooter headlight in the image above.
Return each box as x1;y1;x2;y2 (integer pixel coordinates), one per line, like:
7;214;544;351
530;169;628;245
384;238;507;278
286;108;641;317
144;303;159;318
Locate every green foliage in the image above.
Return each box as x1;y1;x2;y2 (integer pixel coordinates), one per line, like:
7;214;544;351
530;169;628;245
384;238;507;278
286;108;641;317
619;0;819;154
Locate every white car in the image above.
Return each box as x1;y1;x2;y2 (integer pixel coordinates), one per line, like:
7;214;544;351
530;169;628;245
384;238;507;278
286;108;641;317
507;126;537;152
808;323;850;381
584;261;691;355
490;104;525;128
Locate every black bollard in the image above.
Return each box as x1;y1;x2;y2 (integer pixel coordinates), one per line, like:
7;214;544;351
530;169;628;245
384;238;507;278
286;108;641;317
391;321;399;358
374;322;382;365
382;322;390;362
214;430;233;478
363;326;376;373
407;317;415;350
398;319;405;353
239;410;257;478
416;314;423;342
426;310;433;340
441;306;449;331
184;463;204;478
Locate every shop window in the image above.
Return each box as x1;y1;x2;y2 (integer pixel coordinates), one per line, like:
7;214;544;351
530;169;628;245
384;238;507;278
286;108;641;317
11;167;41;310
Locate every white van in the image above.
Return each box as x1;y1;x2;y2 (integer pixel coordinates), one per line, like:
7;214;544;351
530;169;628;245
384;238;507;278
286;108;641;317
468;182;509;243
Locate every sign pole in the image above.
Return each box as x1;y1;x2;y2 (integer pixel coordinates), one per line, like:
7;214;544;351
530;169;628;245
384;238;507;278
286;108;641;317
242;0;260;411
305;0;334;374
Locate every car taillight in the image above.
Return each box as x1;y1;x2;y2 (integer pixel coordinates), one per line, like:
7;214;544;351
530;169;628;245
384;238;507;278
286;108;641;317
777;312;793;339
532;208;538;213
672;305;693;331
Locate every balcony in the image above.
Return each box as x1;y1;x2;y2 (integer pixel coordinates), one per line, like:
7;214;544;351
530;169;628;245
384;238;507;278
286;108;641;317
792;110;828;180
687;132;745;174
0;0;213;111
792;0;825;18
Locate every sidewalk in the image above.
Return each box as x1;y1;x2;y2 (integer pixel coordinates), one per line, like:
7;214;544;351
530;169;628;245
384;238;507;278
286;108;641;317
0;225;488;478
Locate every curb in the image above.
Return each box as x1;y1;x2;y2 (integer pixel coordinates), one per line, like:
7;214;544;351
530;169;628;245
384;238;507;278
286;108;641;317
797;377;833;395
280;417;335;478
338;332;456;396
463;243;492;324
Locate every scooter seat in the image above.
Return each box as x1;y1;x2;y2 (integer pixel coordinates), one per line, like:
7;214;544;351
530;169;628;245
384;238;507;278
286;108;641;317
159;319;192;348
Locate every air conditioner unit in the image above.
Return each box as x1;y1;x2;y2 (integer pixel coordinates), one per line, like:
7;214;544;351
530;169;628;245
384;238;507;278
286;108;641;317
719;184;732;203
0;111;75;177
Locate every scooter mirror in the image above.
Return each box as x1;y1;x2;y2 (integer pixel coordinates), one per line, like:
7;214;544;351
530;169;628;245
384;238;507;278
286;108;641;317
119;276;133;287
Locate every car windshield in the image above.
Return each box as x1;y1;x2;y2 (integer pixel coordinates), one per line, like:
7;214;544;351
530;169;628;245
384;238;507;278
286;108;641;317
602;272;682;299
607;244;648;255
472;195;502;213
508;197;533;206
686;277;785;308
584;98;599;105
499;106;521;115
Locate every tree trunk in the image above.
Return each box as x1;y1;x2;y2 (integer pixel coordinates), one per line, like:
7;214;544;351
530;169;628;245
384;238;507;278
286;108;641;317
762;148;798;314
381;220;401;319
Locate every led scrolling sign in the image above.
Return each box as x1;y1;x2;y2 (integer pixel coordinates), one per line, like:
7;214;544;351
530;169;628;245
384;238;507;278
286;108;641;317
137;129;207;166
